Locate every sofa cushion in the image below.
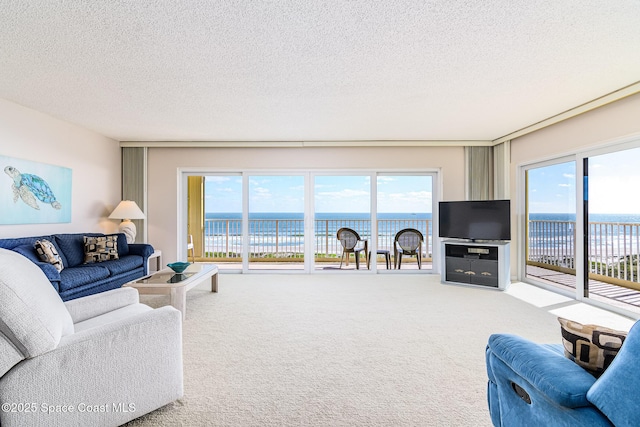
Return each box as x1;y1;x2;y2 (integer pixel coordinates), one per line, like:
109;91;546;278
108;233;129;257
55;234;89;267
84;235;119;263
99;255;143;276
59;265;111;291
559;317;627;377
0;248;74;358
12;243;46;265
35;239;64;272
0;235;57;250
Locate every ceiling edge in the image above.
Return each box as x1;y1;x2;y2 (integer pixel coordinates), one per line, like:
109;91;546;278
492;81;640;145
119;140;493;148
117;81;640;149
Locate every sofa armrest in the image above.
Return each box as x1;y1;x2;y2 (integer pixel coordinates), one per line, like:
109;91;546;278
0;306;183;427
488;333;597;408
64;287;140;324
128;243;154;258
129;244;155;274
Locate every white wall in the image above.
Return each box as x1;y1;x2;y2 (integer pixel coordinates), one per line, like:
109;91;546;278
511;93;640;164
509;92;640;277
146;146;466;263
0;99;122;238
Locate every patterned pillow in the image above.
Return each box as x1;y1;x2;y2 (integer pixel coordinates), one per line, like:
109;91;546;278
84;235;119;263
34;239;64;272
559;317;627;377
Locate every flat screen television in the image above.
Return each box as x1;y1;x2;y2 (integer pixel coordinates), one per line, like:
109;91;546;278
438;200;511;241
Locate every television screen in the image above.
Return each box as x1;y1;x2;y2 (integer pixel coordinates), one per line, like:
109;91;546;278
438;200;511;241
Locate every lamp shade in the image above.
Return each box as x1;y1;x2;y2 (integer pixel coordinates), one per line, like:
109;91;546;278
108;201;145;243
108;200;145;220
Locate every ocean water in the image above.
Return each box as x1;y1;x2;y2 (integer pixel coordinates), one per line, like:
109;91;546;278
205;212;432;236
528;213;640;260
530;213;640;223
202;212;640;257
205;212;640;238
203;212;433;253
207;212;432;221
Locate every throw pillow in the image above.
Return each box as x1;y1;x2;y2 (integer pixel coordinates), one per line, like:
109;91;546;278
34;239;64;272
84;235;119;263
558;317;627;377
107;233;129;256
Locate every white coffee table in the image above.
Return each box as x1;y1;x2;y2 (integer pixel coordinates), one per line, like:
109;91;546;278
126;263;218;319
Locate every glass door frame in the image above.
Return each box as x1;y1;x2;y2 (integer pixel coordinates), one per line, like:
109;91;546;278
518;135;640;317
179;168;441;275
311;171;376;272
518;156;580;299
244;172;307;272
375;172;437;273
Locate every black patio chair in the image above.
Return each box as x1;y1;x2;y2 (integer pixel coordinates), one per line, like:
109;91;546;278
394;228;424;269
337;227;368;269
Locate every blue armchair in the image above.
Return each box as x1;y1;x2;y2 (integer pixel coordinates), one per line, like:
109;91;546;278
486;320;640;427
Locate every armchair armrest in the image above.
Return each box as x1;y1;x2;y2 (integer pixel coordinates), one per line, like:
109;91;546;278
64;287;140;324
33;263;61;290
1;306;183;427
11;245;61;290
487;333;597;408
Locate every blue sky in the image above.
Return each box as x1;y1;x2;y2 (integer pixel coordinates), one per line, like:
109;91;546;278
527;146;640;214
527;162;576;214
204;147;640;216
205;175;432;213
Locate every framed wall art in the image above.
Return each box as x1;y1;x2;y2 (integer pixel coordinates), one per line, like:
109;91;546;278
0;155;72;224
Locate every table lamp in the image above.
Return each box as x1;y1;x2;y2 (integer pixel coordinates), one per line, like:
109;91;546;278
108;200;145;243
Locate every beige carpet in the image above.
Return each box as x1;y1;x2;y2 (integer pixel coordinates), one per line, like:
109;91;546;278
125;273;564;427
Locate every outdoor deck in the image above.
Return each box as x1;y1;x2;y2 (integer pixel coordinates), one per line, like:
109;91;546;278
194;216;640;311
526;264;640;310
214;257;431;271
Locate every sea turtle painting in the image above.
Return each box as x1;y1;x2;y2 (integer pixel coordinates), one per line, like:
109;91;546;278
4;166;62;210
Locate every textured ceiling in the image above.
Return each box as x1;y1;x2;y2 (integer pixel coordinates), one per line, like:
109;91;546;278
1;1;640;143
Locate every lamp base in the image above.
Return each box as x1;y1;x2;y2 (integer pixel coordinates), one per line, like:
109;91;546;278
119;220;137;244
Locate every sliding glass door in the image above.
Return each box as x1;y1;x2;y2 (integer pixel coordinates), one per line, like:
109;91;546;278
524;160;577;291
185;169;439;274
313;175;371;271
584;147;640;311
522;140;640;315
248;175;305;270
376;175;433;271
202;175;243;268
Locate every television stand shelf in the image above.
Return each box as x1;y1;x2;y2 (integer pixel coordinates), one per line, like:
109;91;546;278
441;240;510;290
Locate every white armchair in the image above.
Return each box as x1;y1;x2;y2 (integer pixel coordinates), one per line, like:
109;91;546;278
0;248;183;427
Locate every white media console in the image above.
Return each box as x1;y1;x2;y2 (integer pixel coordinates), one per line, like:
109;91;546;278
440;239;510;290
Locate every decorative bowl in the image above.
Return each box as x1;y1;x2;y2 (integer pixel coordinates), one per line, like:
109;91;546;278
167;262;191;274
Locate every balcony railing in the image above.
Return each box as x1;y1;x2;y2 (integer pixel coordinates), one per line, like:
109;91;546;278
200;218;640;281
528;220;576;269
528;219;640;288
201;218;432;261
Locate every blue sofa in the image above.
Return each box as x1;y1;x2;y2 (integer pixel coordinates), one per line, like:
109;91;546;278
486;319;640;426
0;233;154;301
